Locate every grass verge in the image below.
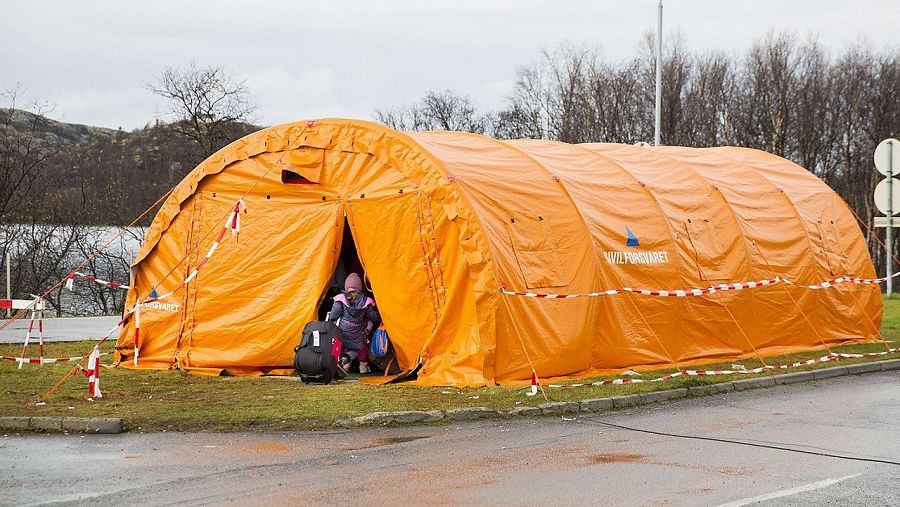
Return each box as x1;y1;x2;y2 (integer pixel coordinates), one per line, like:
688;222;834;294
2;298;899;432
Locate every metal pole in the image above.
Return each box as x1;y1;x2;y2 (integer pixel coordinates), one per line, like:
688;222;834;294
888;140;894;297
5;250;10;318
654;0;663;146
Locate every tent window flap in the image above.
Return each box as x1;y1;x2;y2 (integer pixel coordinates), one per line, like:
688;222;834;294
506;216;566;289
685;218;727;281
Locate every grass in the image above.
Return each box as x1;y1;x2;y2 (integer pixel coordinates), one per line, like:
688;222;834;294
1;299;898;432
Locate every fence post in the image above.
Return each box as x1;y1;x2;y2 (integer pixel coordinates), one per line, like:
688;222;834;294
5;250;10;318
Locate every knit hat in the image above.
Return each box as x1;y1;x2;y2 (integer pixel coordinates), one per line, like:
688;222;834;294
344;273;363;292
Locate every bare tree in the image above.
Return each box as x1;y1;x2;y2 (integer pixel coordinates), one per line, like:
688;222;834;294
148;63;257;162
376;90;489;134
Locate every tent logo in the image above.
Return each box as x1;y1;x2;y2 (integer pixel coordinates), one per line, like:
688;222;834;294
604;226;670;265
141;301;180;313
625;227;639;247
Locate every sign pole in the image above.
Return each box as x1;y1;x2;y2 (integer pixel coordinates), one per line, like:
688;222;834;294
888;140;894;297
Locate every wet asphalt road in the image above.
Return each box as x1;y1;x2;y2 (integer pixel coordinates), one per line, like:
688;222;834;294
1;371;898;506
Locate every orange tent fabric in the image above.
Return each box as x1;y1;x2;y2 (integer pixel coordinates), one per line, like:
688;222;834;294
114;119;883;386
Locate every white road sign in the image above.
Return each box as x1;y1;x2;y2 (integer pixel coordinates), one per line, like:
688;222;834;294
874;138;900;176
874;178;900;215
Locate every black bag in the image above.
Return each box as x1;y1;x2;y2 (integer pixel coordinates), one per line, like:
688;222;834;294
369;340;402;376
294;321;342;384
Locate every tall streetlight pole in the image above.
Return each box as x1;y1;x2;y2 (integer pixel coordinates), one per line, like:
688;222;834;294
654;0;663;146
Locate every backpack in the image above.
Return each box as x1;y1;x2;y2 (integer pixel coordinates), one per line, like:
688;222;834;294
369;325;389;358
294;321;343;384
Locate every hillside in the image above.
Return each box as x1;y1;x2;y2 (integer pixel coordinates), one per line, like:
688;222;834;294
0;107;119;146
1;108;259;226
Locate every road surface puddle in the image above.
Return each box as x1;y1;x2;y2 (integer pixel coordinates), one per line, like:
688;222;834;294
349;434;431;451
375;435;430;445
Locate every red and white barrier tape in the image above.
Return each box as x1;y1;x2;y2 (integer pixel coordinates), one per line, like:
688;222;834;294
501;276;782;299
141;199;245;306
2;352;111;364
501;272;900;299
130;199;246;366
65;272;129;291
548;348;899;388
783;271;900;289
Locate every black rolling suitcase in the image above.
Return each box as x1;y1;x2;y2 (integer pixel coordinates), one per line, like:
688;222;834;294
294;321;343;384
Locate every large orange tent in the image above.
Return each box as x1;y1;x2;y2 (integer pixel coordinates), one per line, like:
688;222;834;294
114;119;883;386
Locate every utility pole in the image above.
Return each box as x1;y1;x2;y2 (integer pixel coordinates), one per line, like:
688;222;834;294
654;0;663;146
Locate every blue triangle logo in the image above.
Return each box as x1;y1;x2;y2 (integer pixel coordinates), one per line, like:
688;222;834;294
625;227;639;247
149;287;159;298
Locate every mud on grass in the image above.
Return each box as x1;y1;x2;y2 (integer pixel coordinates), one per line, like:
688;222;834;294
1;299;898;432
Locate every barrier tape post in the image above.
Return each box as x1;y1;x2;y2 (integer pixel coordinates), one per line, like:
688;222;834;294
85;346;102;398
32;318;124;405
37;305;44;363
527;371;539;396
19;308;36;369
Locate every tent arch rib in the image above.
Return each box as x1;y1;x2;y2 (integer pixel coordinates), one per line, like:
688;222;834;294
639;148;757;278
709;147;834;282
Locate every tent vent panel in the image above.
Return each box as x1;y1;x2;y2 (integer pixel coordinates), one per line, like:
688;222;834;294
281;147;325;184
506;216;566;289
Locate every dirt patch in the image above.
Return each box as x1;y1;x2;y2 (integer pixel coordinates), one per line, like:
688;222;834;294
254;442;291;452
590;453;647;464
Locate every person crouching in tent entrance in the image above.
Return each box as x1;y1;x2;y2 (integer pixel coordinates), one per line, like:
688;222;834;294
326;273;380;374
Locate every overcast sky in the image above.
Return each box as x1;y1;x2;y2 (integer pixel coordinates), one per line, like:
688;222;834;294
2;1;898;130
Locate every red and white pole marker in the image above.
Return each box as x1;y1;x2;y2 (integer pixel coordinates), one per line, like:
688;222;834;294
133;303;141;367
85;346;102;398
527;371;539;396
37;308;45;362
19;309;36;369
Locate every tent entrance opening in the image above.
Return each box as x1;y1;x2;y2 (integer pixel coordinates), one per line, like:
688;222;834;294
318;215;366;320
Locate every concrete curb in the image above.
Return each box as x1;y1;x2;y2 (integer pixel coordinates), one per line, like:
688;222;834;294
340;358;900;428
0;416;123;434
